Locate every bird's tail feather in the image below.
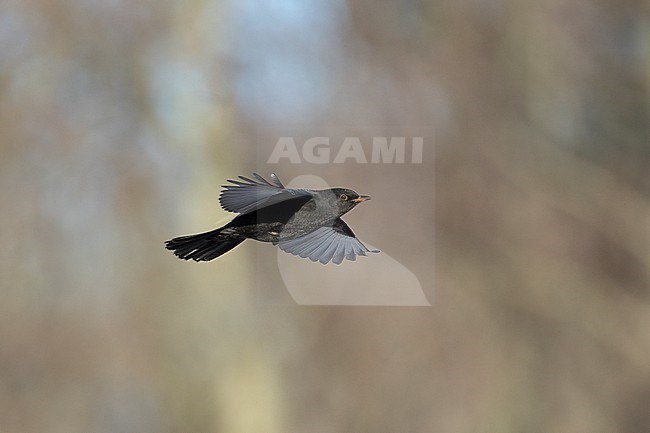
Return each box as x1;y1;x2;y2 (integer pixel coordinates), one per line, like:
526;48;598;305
165;229;244;262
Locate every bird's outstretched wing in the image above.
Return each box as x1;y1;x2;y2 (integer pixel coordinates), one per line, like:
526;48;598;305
219;173;311;214
277;218;379;264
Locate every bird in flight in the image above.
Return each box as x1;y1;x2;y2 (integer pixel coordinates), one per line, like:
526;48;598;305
165;173;378;264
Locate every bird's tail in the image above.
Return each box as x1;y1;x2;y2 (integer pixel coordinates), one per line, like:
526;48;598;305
165;228;244;262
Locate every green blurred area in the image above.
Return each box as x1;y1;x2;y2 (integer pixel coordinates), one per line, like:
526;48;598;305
0;0;648;432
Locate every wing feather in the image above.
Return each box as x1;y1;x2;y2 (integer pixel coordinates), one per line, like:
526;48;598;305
278;218;378;264
219;173;310;214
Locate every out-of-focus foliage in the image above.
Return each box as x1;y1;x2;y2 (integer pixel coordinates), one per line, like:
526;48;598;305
0;0;648;432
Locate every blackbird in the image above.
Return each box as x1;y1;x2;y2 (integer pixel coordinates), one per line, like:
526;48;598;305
165;173;378;264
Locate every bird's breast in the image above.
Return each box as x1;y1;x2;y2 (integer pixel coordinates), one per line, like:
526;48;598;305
280;207;336;240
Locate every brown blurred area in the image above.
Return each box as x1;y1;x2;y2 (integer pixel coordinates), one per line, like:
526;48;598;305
1;0;649;432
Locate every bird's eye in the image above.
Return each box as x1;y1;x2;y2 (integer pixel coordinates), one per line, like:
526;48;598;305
339;194;348;201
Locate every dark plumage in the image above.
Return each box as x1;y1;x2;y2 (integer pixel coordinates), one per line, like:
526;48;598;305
165;173;378;264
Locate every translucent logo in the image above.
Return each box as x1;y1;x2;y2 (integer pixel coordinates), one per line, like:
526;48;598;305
268;137;424;164
276;175;430;306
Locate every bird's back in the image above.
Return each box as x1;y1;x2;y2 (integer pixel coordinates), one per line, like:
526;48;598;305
223;194;316;241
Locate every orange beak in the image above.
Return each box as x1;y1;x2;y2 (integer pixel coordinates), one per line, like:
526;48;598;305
352;195;371;203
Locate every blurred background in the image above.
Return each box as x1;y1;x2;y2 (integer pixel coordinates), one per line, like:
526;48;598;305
1;0;649;432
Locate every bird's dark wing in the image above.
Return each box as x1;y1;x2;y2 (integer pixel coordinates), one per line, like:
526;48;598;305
277;218;378;264
219;173;311;214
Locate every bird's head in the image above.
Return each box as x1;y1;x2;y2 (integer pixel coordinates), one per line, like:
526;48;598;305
318;188;371;217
